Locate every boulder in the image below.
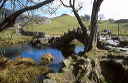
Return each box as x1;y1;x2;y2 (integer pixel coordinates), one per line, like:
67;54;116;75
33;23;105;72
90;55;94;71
39;53;54;65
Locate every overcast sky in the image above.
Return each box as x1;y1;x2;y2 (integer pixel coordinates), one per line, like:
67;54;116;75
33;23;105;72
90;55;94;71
99;0;128;20
38;0;128;20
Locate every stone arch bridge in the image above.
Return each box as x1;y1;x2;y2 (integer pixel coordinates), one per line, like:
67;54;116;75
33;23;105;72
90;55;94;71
29;27;90;51
49;27;88;47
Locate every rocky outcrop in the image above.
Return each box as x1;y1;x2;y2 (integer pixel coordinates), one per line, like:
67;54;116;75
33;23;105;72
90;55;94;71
100;56;128;83
39;53;54;65
44;55;105;83
43;53;128;83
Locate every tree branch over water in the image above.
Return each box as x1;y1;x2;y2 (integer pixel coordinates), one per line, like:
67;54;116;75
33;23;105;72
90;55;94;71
0;0;55;32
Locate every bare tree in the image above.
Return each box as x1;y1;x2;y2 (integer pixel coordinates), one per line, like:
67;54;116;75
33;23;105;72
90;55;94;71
60;0;90;52
86;0;103;52
0;0;8;9
60;0;103;53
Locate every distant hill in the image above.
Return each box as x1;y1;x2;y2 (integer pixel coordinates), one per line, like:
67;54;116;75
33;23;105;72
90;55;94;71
23;15;90;36
51;15;78;27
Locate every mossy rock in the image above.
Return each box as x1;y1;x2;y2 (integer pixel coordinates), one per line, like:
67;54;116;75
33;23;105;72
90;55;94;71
39;53;54;65
46;72;75;83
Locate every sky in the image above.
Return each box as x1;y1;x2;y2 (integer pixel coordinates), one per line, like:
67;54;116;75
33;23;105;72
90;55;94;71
37;0;128;20
99;0;128;20
1;0;128;20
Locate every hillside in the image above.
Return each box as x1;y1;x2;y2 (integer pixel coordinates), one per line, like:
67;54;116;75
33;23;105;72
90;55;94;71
24;15;128;36
24;15;90;36
98;20;128;35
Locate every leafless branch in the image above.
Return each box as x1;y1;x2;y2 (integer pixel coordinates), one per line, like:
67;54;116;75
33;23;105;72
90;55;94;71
0;0;55;32
60;0;70;7
0;0;7;9
73;0;75;8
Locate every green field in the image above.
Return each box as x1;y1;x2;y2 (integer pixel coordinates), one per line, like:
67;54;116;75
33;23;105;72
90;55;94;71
24;15;90;36
0;29;31;47
24;15;128;36
0;15;128;47
98;20;128;35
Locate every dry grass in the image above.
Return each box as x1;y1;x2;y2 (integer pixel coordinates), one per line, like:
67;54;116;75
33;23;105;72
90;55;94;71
0;57;49;83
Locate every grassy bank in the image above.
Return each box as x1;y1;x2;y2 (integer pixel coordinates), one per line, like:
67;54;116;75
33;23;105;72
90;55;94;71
0;57;49;83
0;29;31;47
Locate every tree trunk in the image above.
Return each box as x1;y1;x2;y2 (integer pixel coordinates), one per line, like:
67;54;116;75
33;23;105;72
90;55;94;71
85;0;103;52
72;8;90;53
